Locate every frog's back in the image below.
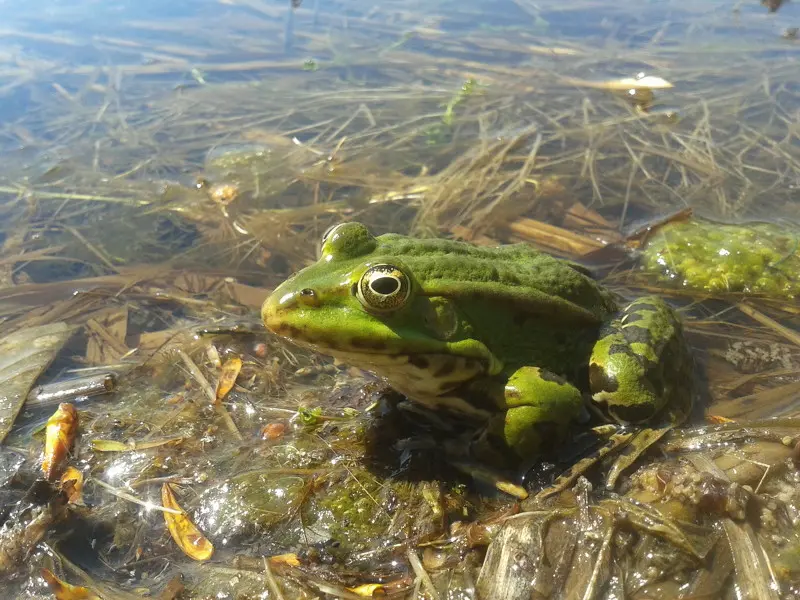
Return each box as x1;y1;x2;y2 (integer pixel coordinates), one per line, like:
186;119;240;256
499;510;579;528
376;233;618;323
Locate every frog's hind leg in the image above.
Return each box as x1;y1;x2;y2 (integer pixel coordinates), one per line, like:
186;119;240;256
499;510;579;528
535;422;676;501
588;296;694;487
589;296;691;423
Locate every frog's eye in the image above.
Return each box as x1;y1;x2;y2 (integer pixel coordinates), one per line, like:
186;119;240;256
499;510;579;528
356;264;411;312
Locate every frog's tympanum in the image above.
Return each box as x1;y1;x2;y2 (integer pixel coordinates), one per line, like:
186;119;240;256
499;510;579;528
262;222;693;483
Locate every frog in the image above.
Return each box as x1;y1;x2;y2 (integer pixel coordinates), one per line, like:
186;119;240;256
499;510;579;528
262;222;694;493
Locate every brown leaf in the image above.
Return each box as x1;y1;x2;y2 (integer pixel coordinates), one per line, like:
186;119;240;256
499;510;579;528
85;307;129;365
157;574;185;600
161;484;214;561
209;183;239;206
0;321;73;443
261;422;286;440
706;414;736;424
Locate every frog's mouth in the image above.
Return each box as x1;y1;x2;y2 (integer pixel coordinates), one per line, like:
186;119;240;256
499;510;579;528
262;288;455;359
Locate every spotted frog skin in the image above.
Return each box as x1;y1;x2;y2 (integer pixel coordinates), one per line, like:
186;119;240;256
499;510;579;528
262;222;693;466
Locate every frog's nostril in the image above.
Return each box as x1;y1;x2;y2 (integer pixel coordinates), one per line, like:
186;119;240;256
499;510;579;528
297;288;319;307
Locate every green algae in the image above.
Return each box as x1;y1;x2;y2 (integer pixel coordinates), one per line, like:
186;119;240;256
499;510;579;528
640;219;799;299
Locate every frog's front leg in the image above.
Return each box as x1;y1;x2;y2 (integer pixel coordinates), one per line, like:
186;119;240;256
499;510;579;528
477;366;586;461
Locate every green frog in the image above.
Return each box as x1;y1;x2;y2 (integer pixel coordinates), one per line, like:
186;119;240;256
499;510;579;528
262;222;693;491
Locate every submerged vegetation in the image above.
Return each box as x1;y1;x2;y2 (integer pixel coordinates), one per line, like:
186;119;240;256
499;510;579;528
0;0;798;598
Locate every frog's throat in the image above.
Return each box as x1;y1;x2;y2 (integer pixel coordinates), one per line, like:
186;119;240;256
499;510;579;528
286;336;486;385
271;328;495;409
313;347;496;420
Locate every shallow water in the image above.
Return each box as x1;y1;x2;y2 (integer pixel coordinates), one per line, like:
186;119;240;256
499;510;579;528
0;1;798;245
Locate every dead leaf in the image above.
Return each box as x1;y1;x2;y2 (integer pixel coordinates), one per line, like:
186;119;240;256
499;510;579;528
707;415;736;424
41;568;101;600
85;307;129;365
161;483;214;561
0;321;73;443
347;583;386;596
261;422;286;440
60;466;84;504
269;553;301;567
209;183;239;206
43;403;78;481
215;356;242;403
559;74;674;90
157;574;185;600
206;345;222;368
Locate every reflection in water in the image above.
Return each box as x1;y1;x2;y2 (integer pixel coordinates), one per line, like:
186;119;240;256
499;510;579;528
762;0;787;12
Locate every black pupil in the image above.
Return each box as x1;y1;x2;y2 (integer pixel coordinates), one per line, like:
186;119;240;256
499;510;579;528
370;276;400;295
300;288;315;296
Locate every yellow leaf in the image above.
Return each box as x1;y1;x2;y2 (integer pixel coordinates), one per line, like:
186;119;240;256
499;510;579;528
215;356;243;403
43;403;78;482
495;480;529;499
161;483;214;561
90;440;130;452
269;553;301;567
41;568;101;600
60;466;84;504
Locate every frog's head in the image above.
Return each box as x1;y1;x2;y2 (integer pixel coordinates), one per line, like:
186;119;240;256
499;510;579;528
261;222;498;399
